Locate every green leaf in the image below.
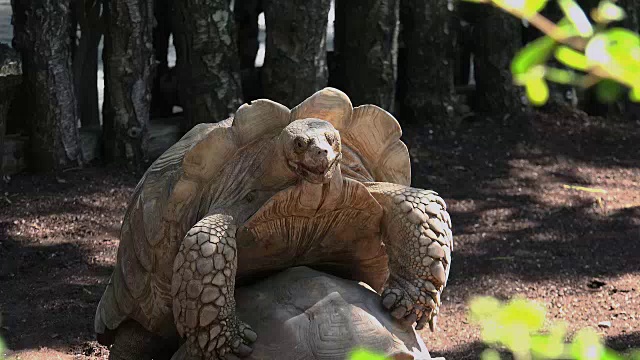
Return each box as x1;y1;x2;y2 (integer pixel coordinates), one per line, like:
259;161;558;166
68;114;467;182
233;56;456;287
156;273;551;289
558;0;594;37
545;67;578;84
511;35;556;80
570;328;604;360
348;348;389;360
585;34;612;66
585;29;640;87
596;79;623;103
523;0;549;17
631;86;640;102
550;17;581;40
526;76;550;105
499;298;546;331
493;0;549;18
555;46;589;71
591;1;626;23
531;323;568;359
469;296;502;322
0;336;5;360
600;348;624;360
481;348;502;360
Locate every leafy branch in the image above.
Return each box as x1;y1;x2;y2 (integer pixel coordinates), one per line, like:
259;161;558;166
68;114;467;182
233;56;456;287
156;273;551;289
463;0;640;106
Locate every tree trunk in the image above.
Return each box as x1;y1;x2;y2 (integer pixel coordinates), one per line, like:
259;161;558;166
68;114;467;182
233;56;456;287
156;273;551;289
262;0;331;107
452;10;472;87
151;0;173;117
73;0;102;128
234;0;262;101
334;0;399;111
400;0;457;125
12;0;83;171
0;43;22;175
469;3;524;115
172;0;243;130
102;0;154;168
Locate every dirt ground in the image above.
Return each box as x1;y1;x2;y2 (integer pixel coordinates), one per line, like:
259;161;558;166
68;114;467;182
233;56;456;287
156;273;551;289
1;108;638;359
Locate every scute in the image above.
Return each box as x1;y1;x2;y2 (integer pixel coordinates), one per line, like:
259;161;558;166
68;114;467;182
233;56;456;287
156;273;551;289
128;197;153;271
119;239;150;300
113;265;135;314
374;141;411;186
97;276;128;331
183;124;236;181
345;105;410;185
232;99;291;146
290;87;353;129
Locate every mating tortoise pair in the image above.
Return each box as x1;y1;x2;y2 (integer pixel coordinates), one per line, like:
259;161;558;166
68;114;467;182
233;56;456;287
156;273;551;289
95;88;453;359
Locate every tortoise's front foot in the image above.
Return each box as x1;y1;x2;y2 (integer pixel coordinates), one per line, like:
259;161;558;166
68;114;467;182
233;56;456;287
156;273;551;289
172;214;257;359
366;183;453;331
381;274;440;331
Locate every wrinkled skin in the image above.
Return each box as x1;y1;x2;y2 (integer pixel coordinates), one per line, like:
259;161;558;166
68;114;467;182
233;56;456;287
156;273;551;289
279;119;342;184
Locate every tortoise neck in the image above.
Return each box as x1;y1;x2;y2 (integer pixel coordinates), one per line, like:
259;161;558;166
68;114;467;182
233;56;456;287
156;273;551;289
260;141;298;189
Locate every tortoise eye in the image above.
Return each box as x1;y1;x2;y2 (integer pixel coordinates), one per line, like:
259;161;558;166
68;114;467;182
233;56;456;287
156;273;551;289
294;137;306;149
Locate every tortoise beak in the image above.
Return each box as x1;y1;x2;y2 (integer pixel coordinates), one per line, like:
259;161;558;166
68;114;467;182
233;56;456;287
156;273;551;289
288;146;341;184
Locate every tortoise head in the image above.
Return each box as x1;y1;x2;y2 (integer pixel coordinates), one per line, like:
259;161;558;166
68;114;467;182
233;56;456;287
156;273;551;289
279;118;342;184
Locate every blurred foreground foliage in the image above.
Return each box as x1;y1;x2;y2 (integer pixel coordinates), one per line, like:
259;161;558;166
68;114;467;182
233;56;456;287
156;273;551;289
469;296;640;360
348;296;640;360
464;0;640;106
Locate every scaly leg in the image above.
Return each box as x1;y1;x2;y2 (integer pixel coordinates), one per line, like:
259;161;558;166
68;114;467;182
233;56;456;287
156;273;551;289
172;214;257;359
366;183;453;331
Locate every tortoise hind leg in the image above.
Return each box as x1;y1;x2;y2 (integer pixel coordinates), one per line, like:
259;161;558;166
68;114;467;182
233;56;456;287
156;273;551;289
108;320;176;360
172;214;257;359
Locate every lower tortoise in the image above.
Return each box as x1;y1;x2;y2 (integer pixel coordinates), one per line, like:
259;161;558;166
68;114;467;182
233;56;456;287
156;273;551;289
95;88;453;359
172;266;440;360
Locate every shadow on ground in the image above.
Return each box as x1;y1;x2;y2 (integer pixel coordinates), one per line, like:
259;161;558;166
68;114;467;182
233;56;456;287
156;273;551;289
405;108;640;284
409;109;639;356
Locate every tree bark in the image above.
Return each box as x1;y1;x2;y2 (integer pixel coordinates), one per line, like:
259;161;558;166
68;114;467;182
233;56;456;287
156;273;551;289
12;0;83;171
400;0;457;125
102;0;154;168
452;10;472;87
469;3;524;115
234;0;262;101
0;43;22;175
262;0;331;107
151;0;173;117
73;0;102;128
172;0;243;130
334;0;399;111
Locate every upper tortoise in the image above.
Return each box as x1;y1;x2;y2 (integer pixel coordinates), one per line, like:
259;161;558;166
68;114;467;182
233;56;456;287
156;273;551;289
95;88;453;359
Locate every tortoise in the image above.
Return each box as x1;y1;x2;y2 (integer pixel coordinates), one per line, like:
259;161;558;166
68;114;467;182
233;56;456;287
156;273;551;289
171;266;442;360
95;88;453;360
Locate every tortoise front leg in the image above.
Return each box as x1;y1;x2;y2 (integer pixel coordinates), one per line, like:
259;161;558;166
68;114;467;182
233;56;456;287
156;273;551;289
366;183;452;331
172;214;257;359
